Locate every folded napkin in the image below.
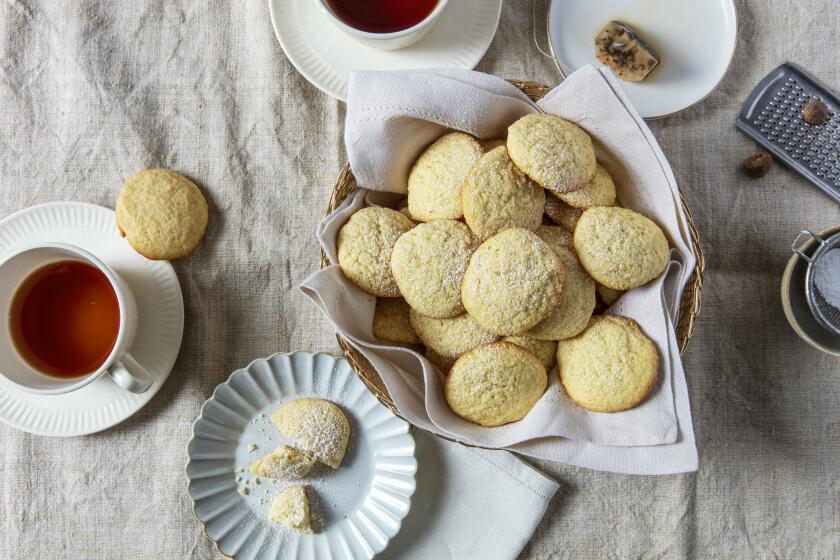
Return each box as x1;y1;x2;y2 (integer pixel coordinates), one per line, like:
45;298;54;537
301;66;699;473
379;430;559;560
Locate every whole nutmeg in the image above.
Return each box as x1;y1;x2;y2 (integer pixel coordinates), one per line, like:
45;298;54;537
743;152;772;178
802;100;829;125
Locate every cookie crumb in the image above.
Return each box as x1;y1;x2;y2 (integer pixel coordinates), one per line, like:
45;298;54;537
247;443;258;453
803;100;829;125
238;486;249;496
743;152;772;177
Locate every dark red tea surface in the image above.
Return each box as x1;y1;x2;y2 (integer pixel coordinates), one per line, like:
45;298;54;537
325;0;439;33
9;260;119;378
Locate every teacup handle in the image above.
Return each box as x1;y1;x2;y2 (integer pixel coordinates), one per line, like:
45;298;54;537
108;353;153;394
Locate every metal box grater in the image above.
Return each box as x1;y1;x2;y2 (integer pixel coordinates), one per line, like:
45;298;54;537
736;62;840;204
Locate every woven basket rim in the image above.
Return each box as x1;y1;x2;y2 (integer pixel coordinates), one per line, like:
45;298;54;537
319;79;705;426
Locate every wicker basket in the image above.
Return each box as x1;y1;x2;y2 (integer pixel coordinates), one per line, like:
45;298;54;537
320;80;705;420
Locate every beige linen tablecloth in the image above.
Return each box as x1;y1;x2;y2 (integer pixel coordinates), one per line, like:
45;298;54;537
1;1;839;558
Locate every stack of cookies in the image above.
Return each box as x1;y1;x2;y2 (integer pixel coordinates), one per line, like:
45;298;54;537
337;114;669;427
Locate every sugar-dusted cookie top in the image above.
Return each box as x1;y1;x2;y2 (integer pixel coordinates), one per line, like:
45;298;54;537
555;163;617;208
337;206;415;297
527;246;596;341
271;398;350;469
391;220;478;318
407;132;483;221
462;146;545;240
506;114;596;194
461;228;564;335
557;315;659;412
445;342;547;427
409;310;497;360
573;206;669;290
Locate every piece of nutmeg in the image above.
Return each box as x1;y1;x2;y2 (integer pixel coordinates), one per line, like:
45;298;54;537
743;152;772;178
802;99;829;125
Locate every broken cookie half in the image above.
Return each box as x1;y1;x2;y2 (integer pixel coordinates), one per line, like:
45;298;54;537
249;444;317;480
269;485;313;533
595;21;660;82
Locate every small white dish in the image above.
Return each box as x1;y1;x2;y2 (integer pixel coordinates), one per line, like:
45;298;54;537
315;0;449;51
546;0;737;118
0;202;183;436
268;0;502;101
187;351;417;560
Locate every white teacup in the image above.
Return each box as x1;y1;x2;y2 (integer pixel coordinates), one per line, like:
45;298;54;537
316;0;449;51
0;242;153;394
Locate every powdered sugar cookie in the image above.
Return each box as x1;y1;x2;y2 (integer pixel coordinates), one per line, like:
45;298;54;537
555;163;616;208
507;114;596;193
410;310;497;359
407;132;483;221
557;315;658;412
462;146;545;240
391;220;478;318
573;206;669;290
271;398;350;469
461;228;564;335
527;246;596;340
445;342;547;427
337;206;414;297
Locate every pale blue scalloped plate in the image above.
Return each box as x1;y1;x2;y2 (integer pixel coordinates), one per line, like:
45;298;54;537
187;352;417;559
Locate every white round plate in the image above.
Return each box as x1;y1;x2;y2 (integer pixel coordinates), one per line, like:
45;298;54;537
547;0;737;118
0;202;184;436
187;351;417;560
268;0;503;101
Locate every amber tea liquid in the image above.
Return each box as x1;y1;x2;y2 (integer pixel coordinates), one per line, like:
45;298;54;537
9;260;119;378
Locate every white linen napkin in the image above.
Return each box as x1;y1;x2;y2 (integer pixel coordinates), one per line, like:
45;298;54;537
379;430;560;560
301;66;699;473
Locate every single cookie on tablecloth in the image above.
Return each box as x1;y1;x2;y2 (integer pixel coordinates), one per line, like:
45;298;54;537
506;114;596;194
269;485;313;533
573;206;669;290
557;315;658;412
502;335;557;370
461;228;564;335
528;246;596;341
445;342;547;427
271;398;350;469
391;220;478;318
115;168;208;260
555;163;617;208
407;132;483;221
544;196;584;231
372;298;420;344
410;310;497;360
461;146;545;240
337;206;414;297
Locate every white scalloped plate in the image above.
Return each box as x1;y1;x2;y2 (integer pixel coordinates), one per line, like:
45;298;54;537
187;352;417;560
268;0;503;101
0;202;183;436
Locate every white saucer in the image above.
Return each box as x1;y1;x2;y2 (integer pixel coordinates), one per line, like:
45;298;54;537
547;0;737;118
269;0;503;101
0;202;184;437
